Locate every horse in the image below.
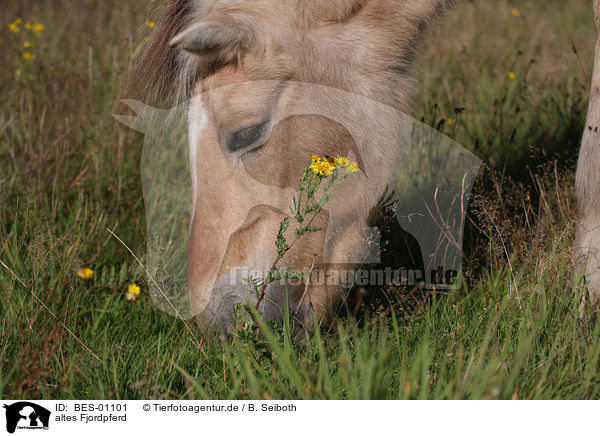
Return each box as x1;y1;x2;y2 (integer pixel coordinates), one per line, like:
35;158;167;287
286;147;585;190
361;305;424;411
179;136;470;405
127;0;488;334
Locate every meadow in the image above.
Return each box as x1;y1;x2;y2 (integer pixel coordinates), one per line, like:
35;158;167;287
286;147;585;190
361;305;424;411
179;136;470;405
1;0;600;399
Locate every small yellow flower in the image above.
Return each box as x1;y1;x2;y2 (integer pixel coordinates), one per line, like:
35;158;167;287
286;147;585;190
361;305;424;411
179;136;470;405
311;155;319;161
15;68;22;78
447;119;454;125
508;72;516;80
14;18;23;25
334;157;350;168
310;158;322;174
25;21;35;30
126;283;141;301
145;20;155;29
33;23;45;34
511;9;520;17
310;159;332;176
525;194;531;202
77;267;94;280
22;52;35;61
9;22;20;33
23;40;32;48
348;162;359;173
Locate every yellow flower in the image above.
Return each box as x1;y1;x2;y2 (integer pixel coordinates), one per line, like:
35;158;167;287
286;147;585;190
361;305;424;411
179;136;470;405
24;22;44;33
525;194;531;202
22;52;35;61
447;119;454;125
310;159;333;176
77;267;94;280
23;40;32;48
128;283;141;295
15;68;22;78
126;283;141;301
9;22;20;33
145;20;155;29
310;157;321;172
33;23;45;34
334;157;350;168
348;162;359;173
508;72;516;80
511;9;520;17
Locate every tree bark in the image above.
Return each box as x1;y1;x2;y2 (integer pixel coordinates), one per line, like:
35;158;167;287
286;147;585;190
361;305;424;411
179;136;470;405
575;0;600;308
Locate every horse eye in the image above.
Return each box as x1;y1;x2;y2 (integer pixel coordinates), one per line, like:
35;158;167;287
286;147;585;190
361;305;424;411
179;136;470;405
226;122;267;152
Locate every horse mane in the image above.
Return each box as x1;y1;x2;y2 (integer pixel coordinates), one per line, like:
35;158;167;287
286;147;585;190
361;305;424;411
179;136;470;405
128;0;455;107
128;0;196;106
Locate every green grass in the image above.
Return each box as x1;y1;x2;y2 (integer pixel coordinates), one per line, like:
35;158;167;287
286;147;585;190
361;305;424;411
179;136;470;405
1;0;599;399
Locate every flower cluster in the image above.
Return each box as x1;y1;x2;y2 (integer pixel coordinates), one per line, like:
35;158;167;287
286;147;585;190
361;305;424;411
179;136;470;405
9;18;46;79
8;19;45;35
310;155;359;176
8;18;21;33
26;21;46;34
77;266;141;302
248;154;359;314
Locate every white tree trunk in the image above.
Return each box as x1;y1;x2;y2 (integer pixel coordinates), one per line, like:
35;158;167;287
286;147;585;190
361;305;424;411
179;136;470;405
575;0;600;306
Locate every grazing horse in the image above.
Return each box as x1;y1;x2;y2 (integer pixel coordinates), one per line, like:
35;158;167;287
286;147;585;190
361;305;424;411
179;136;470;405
129;0;485;334
128;0;600;332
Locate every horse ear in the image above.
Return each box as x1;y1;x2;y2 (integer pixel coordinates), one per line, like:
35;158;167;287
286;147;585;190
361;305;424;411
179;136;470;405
169;13;256;63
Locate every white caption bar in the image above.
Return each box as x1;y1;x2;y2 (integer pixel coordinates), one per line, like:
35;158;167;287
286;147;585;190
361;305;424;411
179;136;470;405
0;400;595;435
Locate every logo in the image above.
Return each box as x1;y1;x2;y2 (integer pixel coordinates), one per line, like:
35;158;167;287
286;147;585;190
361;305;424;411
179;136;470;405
2;402;50;434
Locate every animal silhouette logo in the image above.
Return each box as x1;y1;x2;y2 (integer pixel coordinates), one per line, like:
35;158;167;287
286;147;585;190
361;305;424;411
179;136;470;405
2;402;50;434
